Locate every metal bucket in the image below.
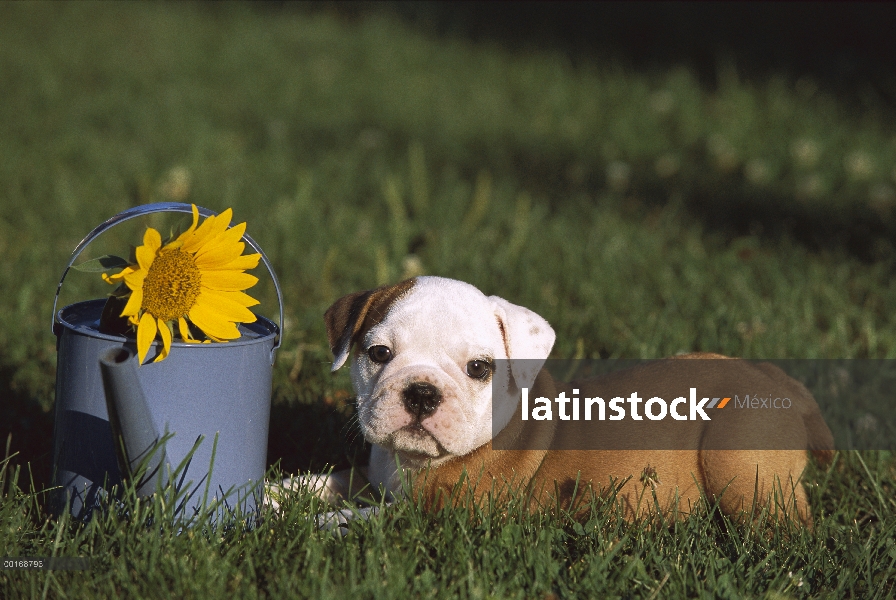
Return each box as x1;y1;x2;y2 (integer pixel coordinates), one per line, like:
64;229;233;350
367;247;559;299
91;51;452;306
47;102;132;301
50;203;283;523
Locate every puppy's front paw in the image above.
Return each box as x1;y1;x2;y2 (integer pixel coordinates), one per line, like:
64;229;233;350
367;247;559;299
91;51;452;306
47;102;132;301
264;474;329;512
265;469;374;513
316;505;385;536
263;477;301;512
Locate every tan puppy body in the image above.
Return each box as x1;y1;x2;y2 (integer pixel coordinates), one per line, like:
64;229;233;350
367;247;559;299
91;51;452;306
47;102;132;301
315;276;832;525
416;366;826;523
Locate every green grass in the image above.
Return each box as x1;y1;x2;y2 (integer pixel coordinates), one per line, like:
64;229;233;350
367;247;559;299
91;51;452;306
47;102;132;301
1;2;895;597
2;451;895;598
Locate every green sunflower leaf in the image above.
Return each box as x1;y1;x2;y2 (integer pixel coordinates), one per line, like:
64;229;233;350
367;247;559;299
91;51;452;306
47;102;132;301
72;255;131;273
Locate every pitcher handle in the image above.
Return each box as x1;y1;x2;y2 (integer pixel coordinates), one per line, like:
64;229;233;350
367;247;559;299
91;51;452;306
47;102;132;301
52;202;283;362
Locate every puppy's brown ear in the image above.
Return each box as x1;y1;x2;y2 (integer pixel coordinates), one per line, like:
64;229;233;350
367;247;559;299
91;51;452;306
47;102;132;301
324;290;374;371
324;278;417;371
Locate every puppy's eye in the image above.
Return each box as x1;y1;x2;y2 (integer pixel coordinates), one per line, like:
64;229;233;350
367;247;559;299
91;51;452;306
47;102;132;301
465;359;491;380
367;345;393;364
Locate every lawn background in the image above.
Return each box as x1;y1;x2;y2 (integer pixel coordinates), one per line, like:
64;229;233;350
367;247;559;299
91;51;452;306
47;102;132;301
1;2;895;597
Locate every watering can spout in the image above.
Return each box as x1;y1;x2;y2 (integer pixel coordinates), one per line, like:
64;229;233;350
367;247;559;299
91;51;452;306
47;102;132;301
99;348;167;496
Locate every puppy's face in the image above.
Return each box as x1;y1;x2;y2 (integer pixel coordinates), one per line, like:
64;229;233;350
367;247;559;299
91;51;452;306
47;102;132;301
325;277;555;468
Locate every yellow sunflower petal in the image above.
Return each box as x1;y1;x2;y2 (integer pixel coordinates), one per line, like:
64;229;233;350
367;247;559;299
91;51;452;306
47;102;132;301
135;239;158;272
201;208;233;238
182;208;232;253
205;252;262;271
144;227;162;252
194;241;246;269
230;289;260;308
194;221;245;259
195;289;258;323
193;228;246;269
123;268;147;291
120;287;143;317
178;316;198;343
174;204;200;244
179;214;217;253
200;270;258;291
102;265;135;285
188;302;242;340
201;287;260;309
137;312;158;364
208;221;246;249
154;318;172;363
217;208;233;226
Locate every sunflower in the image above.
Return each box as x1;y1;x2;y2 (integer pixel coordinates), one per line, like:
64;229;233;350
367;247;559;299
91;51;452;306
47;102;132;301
103;205;261;364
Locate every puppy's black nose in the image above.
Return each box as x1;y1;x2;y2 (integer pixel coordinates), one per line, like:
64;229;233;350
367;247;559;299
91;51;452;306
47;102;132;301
402;382;441;419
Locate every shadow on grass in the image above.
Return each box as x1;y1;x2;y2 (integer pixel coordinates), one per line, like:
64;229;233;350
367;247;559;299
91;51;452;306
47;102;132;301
501;147;896;264
0;364;55;490
638;164;894;263
266;382;370;477
306;2;896;105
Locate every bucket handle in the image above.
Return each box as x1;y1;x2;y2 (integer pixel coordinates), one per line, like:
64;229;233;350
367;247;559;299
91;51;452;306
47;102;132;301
52;202;283;362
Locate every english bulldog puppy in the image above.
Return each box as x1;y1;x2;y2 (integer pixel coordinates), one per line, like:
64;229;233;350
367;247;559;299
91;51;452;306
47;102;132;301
274;276;833;526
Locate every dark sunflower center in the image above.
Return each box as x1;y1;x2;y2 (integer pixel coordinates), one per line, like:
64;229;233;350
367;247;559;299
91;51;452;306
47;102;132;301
141;248;201;322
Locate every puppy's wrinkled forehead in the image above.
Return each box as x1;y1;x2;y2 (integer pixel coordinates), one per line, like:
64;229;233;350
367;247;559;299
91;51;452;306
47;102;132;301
366;277;502;352
325;276;505;371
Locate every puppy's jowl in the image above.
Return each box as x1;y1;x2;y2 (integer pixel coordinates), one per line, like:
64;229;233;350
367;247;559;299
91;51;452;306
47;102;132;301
271;276;833;527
